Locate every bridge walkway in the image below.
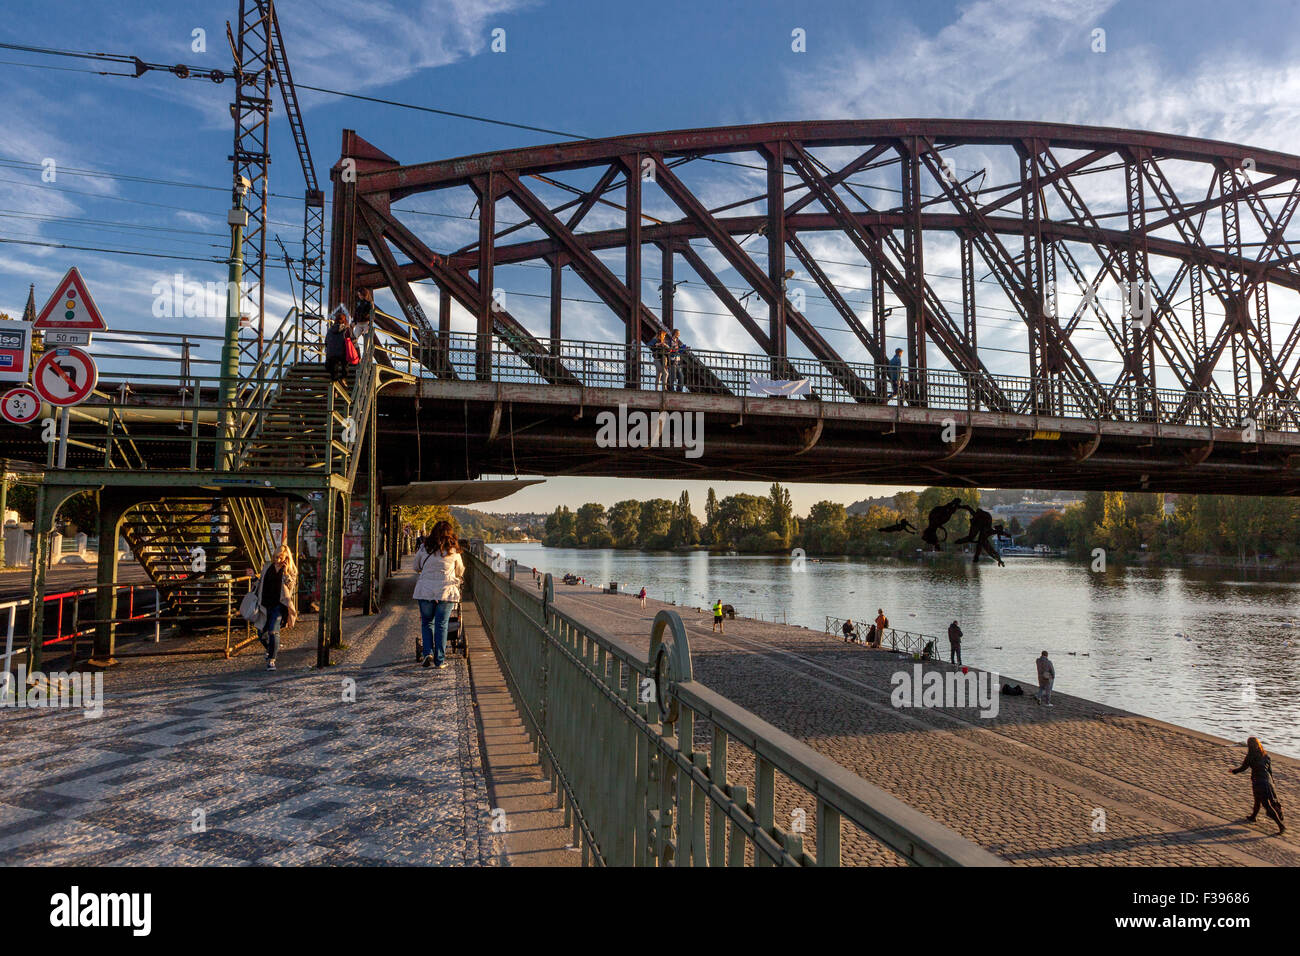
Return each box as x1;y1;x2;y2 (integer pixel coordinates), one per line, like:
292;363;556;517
546;582;1299;866
0;571;570;866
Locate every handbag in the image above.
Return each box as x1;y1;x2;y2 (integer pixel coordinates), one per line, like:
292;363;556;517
344;334;361;366
239;584;266;630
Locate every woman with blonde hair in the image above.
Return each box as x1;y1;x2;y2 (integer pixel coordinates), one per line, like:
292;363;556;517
413;520;464;669
256;543;298;671
1231;736;1285;834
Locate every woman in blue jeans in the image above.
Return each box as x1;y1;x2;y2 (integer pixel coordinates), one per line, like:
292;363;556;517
256;544;298;671
413;520;464;669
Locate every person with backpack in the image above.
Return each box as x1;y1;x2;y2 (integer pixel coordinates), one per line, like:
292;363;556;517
886;348;903;398
1231;737;1286;834
948;620;963;664
413;520;464;669
255;544;298;672
874;608;889;645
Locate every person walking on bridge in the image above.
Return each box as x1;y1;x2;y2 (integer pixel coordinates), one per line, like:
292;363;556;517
414;521;464;670
886;348;903;399
948;620;963;665
1035;650;1055;707
1231;737;1285;834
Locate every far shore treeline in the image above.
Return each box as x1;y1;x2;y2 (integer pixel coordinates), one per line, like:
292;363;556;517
538;485;1300;567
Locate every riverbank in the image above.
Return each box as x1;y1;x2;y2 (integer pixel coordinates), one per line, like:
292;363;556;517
546;581;1298;865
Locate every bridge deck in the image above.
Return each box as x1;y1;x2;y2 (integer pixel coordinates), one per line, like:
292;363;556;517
546;582;1297;866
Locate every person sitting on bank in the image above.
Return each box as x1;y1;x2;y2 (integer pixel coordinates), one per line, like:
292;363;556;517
255;544;298;672
842;618;856;643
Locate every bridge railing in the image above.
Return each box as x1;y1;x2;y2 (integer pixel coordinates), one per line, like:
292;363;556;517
389;329;1300;433
468;546;1002;867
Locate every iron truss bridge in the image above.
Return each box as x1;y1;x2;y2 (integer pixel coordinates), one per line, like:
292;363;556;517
330;119;1300;494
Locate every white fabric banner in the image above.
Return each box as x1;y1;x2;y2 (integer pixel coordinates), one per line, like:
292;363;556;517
748;376;811;397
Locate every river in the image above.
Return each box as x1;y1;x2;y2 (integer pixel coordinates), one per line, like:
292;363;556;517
493;543;1300;757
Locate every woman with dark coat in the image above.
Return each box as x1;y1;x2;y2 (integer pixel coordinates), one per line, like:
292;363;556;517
1231;736;1285;833
324;307;352;383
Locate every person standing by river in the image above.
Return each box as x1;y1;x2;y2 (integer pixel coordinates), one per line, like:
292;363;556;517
1035;650;1055;707
1231;737;1285;834
638;586;647;609
713;599;724;633
874;608;889;646
948;620;963;665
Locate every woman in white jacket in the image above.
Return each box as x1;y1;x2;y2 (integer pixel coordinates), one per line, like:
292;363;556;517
413;520;464;668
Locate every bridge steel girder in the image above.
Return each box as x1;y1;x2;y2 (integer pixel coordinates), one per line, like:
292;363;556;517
334;120;1300;431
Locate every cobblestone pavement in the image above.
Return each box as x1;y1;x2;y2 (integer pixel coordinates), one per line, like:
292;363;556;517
550;585;1298;866
0;576;503;866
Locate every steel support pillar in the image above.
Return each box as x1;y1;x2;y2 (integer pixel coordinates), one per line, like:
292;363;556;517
625;156;643;388
475;174;497;382
92;493;131;662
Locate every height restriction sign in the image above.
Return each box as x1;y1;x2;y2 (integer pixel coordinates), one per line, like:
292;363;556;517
33;347;97;407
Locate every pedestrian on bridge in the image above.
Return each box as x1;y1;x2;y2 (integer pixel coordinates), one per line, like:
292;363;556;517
414;521;465;670
652;330;671;390
948;620;963;665
255;545;298;672
668;329;685;392
1231;737;1286;834
887;348;903;398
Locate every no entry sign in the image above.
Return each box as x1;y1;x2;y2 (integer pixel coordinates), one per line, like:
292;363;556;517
33;347;97;407
0;385;42;425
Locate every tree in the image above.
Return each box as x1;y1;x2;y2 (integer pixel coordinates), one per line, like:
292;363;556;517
543;506;577;547
767;483;794;548
668;491;700;548
575;503;608;547
712;493;770;550
803;500;848;554
608;500;642;549
638;498;674;548
916;486;980;541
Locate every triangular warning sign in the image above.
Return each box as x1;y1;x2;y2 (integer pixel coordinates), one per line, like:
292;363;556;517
34;267;107;331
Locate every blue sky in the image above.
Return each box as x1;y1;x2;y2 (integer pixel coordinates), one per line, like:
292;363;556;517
3;0;1300;515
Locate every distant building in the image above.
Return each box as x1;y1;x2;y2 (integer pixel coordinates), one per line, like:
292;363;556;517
989;499;1079;526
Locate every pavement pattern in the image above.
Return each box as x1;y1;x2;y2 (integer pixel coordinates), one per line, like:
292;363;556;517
548;583;1299;867
0;575;503;866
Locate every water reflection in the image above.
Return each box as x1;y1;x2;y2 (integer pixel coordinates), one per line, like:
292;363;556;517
497;545;1300;757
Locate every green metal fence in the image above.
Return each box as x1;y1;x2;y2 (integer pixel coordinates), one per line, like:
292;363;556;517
468;546;1003;867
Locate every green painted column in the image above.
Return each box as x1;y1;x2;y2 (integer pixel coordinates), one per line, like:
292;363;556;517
27;485;49;673
328;491;347;649
93;494;129;662
314;492;335;667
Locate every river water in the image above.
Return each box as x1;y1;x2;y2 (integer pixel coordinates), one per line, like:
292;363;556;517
494;543;1300;757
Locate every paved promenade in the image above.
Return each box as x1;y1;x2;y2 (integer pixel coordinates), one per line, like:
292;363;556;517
549;583;1299;866
0;574;503;866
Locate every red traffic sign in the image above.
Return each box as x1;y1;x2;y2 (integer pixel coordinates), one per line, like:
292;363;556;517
33;347;97;406
1;385;42;425
34;267;107;332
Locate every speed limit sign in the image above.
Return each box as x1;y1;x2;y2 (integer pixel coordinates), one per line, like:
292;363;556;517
1;385;42;425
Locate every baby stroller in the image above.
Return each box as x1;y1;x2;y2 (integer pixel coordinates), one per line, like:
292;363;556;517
414;600;465;661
